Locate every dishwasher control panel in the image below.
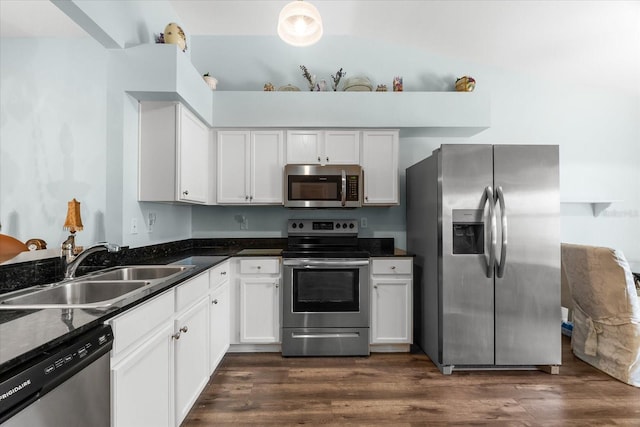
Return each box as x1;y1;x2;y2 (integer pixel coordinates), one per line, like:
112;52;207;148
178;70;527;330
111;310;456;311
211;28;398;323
0;324;113;423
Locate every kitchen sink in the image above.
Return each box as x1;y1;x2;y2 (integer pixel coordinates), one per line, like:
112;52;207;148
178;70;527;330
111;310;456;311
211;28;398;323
0;280;150;309
0;264;195;310
83;265;194;282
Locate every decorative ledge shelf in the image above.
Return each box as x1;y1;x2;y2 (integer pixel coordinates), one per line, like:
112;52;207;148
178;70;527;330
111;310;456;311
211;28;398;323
211;91;490;137
117;45;491;136
561;200;623;216
119;44;214;126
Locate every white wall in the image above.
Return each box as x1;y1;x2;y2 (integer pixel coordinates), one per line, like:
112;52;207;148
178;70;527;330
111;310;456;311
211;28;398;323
190;35;640;261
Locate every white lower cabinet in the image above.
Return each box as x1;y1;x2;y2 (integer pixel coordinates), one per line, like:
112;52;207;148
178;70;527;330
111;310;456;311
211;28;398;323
111;322;173;427
209;261;231;373
110;267;231;427
370;258;413;348
237;258;281;344
109;291;175;427
174;296;210;426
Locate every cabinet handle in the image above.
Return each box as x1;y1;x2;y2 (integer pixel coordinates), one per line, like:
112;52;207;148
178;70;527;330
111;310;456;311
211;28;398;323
183;190;189;196
221;271;227;275
275;283;279;288
374;285;378;289
391;266;396;270
365;196;368;201
256;265;261;270
212;299;218;305
326;157;329;162
172;331;181;340
245;195;249;200
180;325;188;334
250;196;253;201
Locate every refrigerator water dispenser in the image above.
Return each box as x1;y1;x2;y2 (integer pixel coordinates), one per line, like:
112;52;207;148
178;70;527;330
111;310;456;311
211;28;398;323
452;209;484;254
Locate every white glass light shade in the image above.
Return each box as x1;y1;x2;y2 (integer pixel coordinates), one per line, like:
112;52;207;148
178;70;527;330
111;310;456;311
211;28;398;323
277;0;323;47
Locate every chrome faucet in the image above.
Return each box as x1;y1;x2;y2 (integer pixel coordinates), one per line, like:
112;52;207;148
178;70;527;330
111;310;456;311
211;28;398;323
62;242;121;279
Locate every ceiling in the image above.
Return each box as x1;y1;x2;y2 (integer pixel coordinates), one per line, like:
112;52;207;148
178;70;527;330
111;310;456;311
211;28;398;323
1;1;639;95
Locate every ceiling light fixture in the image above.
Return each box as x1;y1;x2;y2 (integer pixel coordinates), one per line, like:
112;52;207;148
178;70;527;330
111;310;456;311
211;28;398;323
277;0;323;47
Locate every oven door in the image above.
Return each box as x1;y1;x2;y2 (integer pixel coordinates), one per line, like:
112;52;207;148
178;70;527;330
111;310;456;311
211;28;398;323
282;258;370;328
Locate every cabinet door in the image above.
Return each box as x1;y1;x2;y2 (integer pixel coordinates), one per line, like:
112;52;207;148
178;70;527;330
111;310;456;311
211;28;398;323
177;105;209;203
361;130;399;205
210;281;230;373
324;130;360;164
251;131;284;203
371;278;412;344
286;130;322;164
112;322;173;427
174;297;210;426
217;131;250;203
240;277;280;343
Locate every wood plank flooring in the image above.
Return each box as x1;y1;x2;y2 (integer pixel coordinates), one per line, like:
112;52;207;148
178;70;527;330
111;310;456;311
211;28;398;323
183;336;640;425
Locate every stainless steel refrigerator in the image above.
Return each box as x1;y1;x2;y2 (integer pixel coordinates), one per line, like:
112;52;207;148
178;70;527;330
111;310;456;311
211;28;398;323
407;144;561;374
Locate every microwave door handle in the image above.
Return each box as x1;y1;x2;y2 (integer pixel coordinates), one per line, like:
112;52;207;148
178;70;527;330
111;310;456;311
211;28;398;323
341;169;346;206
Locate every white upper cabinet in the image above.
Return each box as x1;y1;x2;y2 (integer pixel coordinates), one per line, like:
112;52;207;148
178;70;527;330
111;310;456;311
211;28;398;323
251;131;285;203
361;130;399;205
286;130;359;165
139;102;212;204
217;130;284;204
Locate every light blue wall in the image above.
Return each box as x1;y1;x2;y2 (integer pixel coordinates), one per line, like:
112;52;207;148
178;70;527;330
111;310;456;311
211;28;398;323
190;35;640;261
0;37;108;249
2;32;637;262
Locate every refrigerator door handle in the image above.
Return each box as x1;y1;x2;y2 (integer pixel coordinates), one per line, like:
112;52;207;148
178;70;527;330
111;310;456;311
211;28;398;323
341;169;346;206
483;185;497;278
495;186;508;278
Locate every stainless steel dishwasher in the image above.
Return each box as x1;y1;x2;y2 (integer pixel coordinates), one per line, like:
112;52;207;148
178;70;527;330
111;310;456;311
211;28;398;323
0;324;113;426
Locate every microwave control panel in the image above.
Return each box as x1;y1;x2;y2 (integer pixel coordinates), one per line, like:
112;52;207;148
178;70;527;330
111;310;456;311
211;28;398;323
346;175;359;201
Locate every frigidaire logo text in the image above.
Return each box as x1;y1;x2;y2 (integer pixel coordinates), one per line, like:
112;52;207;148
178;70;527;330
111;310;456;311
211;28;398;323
0;379;31;401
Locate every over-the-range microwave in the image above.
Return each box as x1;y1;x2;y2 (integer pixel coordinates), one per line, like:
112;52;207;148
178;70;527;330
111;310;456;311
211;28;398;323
284;164;363;208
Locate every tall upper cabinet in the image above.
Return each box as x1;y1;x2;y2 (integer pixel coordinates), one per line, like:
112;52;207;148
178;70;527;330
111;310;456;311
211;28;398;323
217;130;284;204
139;102;212;204
361;130;399;205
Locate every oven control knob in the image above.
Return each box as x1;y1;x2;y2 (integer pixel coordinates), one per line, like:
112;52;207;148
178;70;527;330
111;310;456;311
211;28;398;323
298;223;304;229
336;223;341;229
349;223;355;229
343;223;348;229
292;223;297;228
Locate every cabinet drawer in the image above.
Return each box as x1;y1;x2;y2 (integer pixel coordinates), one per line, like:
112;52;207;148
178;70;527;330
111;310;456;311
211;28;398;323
109;290;174;357
209;261;230;290
371;258;412;275
240;258;280;275
176;272;210;312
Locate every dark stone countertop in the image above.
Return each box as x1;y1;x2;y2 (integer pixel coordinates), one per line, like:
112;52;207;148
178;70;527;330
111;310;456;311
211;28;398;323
0;237;408;376
0;252;230;376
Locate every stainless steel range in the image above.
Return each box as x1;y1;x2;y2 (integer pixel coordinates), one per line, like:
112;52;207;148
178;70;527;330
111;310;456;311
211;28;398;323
282;219;370;356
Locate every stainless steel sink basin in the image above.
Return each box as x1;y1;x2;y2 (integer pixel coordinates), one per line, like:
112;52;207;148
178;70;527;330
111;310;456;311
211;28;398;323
0;264;195;309
0;280;150;309
83;265;194;281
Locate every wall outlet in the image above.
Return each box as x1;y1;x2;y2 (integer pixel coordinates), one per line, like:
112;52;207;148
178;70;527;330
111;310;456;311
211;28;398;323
360;217;368;228
148;212;157;233
240;217;249;230
130;218;138;234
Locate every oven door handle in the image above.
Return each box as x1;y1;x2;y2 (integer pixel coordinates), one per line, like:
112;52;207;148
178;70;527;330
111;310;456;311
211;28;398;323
291;332;361;339
283;259;369;268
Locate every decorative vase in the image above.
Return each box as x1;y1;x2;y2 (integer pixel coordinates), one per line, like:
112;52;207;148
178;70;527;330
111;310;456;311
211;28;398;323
203;75;218;90
164;22;187;52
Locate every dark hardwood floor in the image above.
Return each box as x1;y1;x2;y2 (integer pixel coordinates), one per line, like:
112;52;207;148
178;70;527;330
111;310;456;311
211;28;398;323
183;336;640;425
